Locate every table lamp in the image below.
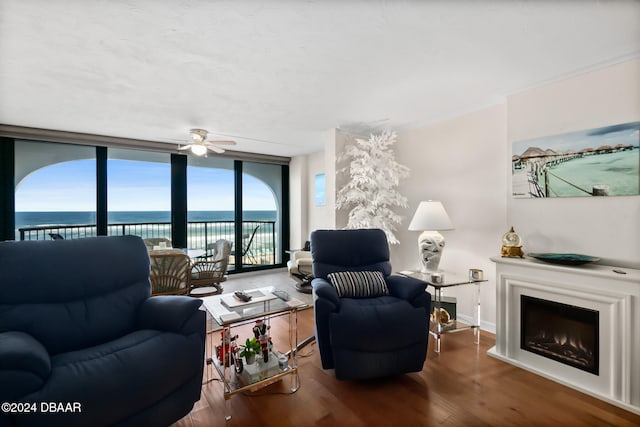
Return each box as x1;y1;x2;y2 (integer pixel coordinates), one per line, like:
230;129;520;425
408;200;454;273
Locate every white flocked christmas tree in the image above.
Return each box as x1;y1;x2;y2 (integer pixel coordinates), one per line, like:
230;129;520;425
336;131;409;245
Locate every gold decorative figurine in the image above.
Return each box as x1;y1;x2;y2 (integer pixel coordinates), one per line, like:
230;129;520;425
501;226;524;258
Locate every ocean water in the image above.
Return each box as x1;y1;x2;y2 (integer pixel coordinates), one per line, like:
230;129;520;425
546;149;639;197
15;210;277;242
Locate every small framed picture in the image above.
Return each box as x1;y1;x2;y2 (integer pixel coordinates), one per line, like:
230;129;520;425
315;173;326;206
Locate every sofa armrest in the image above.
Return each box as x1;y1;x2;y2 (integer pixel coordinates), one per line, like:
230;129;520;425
137;296;203;335
385;274;430;310
0;332;51;400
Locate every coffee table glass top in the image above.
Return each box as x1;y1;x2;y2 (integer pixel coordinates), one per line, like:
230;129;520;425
201;286;308;326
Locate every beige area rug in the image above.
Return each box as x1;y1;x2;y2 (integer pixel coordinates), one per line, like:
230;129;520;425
204;268;313;331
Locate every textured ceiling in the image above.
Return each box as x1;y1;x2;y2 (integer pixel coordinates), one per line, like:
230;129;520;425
1;0;639;157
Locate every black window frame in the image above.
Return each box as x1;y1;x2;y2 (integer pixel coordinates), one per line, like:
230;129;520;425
2;138;290;273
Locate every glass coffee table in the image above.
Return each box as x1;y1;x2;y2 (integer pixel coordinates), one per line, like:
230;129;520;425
398;270;487;353
200;287;307;422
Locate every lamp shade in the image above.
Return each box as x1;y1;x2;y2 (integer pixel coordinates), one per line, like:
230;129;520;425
408;200;454;231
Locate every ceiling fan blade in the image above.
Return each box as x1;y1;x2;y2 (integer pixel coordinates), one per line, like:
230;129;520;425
177;145;192;151
207;140;236;146
206;145;226;154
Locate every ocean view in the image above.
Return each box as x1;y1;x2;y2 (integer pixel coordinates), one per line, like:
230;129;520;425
15;210;278;244
16;210;277;229
546;149;639;197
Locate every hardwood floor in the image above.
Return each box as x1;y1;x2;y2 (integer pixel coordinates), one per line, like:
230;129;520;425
175;274;640;426
176;312;640;427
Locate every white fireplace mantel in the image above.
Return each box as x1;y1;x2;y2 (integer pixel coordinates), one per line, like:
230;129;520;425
489;256;640;415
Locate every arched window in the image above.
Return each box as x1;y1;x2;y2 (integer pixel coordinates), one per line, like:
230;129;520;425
15;141;96;240
11;139;288;272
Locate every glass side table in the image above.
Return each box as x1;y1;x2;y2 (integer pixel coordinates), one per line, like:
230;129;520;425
398;270;487;353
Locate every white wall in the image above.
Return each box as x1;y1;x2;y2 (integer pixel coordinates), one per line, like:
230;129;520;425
289;58;640;331
393;104;508;332
288;155;307;248
291;128;350;247
305;150;329;236
507;59;640;268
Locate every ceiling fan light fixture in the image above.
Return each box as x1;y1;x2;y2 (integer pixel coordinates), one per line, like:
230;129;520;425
190;144;208;156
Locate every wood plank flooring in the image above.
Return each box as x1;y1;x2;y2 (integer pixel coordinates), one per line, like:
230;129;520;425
174;273;640;426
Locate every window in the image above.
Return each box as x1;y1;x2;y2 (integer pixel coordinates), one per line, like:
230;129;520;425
14;140;96;240
107;148;171;240
242;162;282;266
187;156;236;263
187;158;284;271
7;137;289;273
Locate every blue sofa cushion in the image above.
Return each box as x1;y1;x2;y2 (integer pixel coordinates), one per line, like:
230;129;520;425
0;236;206;427
0;236;151;356
0;332;51;400
329;297;427;352
327;271;389;298
20;329;202;427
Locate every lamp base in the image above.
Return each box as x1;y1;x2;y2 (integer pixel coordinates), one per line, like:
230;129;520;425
417;230;446;273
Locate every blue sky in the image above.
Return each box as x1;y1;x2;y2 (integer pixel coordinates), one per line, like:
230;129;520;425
15;159;276;211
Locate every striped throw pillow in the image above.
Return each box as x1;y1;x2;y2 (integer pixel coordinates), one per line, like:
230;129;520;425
327;271;389;298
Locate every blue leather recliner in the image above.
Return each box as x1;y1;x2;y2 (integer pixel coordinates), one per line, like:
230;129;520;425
0;236;205;427
311;229;431;380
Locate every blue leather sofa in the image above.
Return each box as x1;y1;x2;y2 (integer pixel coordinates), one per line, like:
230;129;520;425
0;236;205;427
311;229;431;380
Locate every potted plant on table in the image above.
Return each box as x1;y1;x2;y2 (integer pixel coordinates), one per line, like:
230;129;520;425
239;337;261;365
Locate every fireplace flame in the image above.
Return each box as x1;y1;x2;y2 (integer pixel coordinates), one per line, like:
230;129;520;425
554;333;567;345
550;334;592;357
528;329;594;367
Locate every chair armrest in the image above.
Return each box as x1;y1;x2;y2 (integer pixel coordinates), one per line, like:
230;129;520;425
295;258;312;268
137;296;204;335
293;250;312;262
0;332;51;400
311;277;340;369
385;274;430;309
196;255;226;264
312;277;340;308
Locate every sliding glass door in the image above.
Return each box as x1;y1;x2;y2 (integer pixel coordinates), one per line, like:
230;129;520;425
187;156;236;267
9;139;289;272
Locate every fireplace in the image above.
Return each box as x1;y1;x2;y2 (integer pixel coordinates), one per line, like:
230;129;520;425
520;295;599;375
490;256;640;414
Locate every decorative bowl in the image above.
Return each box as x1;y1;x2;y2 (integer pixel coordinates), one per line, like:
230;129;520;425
527;253;600;266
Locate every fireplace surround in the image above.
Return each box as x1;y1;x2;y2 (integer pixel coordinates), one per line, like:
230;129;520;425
489;257;640;414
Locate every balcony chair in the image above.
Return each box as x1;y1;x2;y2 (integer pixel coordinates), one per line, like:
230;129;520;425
311;228;431;380
230;225;260;265
189;239;232;297
148;250;191;296
0;236;205;427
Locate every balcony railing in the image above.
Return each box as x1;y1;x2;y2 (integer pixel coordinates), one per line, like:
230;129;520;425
18;220;278;267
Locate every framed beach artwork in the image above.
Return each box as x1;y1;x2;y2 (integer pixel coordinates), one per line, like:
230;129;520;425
511;121;640;198
315;173;326;206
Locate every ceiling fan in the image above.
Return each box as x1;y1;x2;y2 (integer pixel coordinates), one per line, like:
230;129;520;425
178;128;236;156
